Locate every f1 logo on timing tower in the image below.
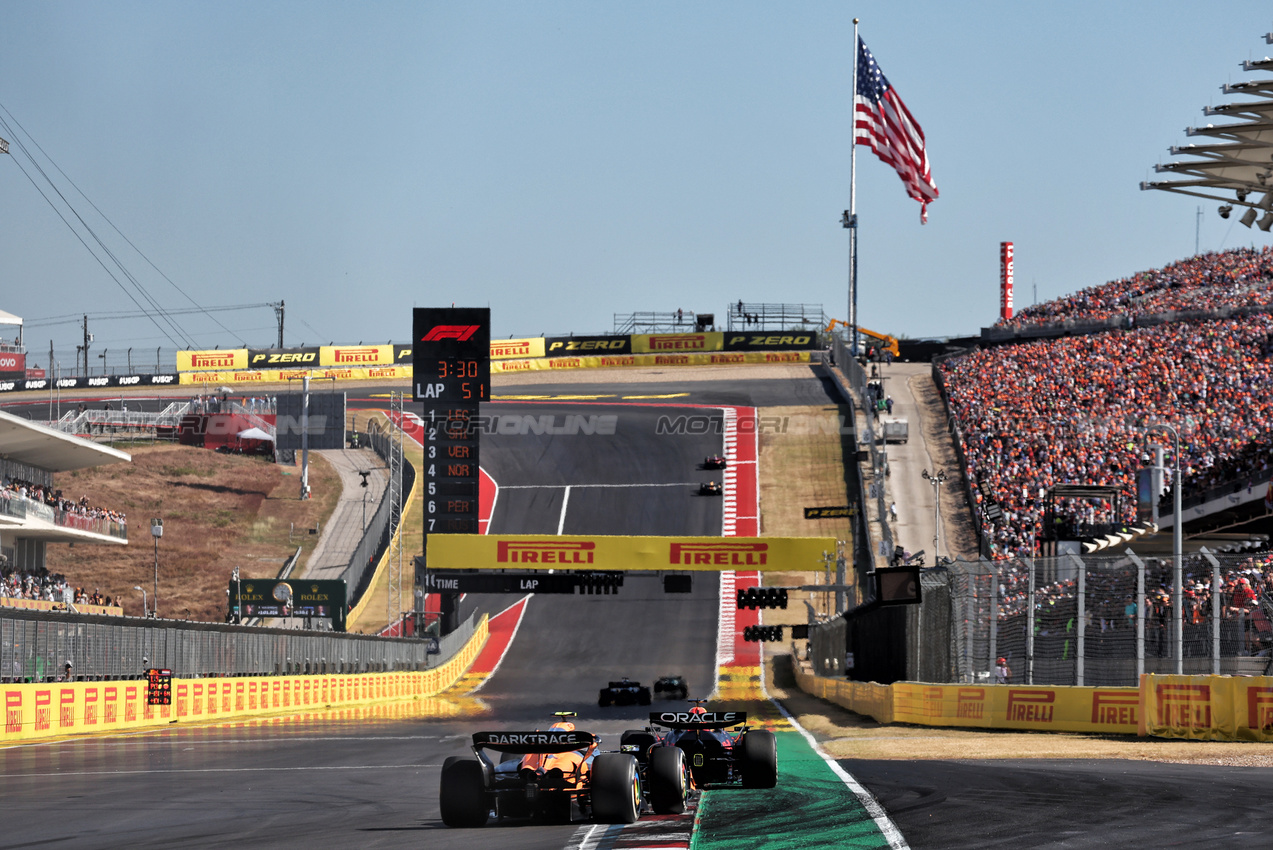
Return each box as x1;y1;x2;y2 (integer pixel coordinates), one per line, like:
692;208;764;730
421;325;481;342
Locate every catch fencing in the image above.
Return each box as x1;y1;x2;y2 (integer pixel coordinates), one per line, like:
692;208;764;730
0;607;478;682
816;551;1273;687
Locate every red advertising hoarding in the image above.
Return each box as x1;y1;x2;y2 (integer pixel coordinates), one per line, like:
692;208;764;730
1000;242;1014;321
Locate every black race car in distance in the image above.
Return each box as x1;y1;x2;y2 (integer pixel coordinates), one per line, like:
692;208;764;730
698;481;722;496
598;677;652;707
703;455;728;470
653;676;689;700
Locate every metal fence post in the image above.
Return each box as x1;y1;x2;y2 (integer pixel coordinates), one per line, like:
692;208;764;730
1127;548;1146;679
1025;557;1036;686
1069;553;1085;687
986;558;998;682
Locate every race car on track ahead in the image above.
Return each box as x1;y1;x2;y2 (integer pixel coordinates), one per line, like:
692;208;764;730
598;677;652;707
439;712;643;827
699;481;723;496
637;702;776;789
703;454;728;470
653;675;689;700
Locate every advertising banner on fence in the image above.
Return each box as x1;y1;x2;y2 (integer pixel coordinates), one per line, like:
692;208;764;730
631;332;724;354
490;338;546;360
178;349;249;372
247;347;320;369
490;350;809;374
1138;674;1273;742
0;616;488;743
890;682;1140;735
319;344;394;367
393;344;413;364
0;373;182;393
545;335;632;355
723;332;819;351
0;350;26;379
426;534;836;572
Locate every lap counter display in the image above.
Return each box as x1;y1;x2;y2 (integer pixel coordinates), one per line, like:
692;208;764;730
413;307;490;541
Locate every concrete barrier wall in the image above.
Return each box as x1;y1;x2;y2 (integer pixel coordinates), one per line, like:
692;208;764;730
1;614;487;743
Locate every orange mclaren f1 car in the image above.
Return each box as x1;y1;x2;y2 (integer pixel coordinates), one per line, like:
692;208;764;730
439;712;644;827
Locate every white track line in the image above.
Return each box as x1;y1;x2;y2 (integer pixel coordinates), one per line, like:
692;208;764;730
557;486;571;535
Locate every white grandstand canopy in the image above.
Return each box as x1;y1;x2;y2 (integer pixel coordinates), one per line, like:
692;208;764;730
0;310;21;327
0;409;131;472
1142;32;1273;230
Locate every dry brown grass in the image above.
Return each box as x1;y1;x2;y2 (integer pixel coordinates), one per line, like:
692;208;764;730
43;443;339;621
758;405;862;618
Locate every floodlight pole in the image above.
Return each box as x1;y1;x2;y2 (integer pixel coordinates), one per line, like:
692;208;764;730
1147;424;1183;674
922;469;947;560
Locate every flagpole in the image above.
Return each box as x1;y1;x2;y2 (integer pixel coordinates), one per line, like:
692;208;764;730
847;18;860;358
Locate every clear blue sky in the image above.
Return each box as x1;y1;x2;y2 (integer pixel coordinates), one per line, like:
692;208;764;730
2;1;1271;367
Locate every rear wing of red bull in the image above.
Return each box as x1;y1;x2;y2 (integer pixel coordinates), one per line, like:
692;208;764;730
649;711;747;730
472;730;597;754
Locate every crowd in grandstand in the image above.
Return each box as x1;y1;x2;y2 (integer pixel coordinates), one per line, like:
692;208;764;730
997;246;1273;330
940;313;1273;558
1;476;127;531
0;561;115;608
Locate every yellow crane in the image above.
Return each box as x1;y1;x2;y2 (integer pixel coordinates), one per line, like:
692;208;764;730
825;320;899;358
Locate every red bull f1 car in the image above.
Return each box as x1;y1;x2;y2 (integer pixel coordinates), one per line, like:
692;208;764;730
439;712;643;827
698;481;723;496
624;704;776;790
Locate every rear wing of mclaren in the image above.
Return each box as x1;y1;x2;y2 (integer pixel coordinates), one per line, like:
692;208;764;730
648;711;747;731
472;730;598;754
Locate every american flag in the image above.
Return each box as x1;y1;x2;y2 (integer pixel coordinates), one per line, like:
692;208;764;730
855;37;938;223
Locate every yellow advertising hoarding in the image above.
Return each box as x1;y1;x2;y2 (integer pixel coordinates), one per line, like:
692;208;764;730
631;332;724;354
0;616;487;743
319;344;395;367
491;350;809;374
177;349;248;372
1139;674;1273;742
426;534;836;572
891;682;1140;735
490;338;546;360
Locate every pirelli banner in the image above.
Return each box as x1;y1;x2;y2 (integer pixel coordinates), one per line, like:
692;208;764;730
723;331;818;351
545;335;631;356
492;350;810;374
247;347;320;369
426;534;837;572
632;332;724;354
319;344;395;367
178;349;249;372
1139;674;1273;742
491;337;546;360
890;682;1140;735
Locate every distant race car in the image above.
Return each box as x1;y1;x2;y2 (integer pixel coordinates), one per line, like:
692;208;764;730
439;712;643;827
703;455;728;470
699;481;723;496
599;678;652;707
639;702;776;789
653;675;689;700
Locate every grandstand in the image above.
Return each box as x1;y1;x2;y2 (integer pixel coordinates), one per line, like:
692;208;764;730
0;409;130;611
940;247;1273;561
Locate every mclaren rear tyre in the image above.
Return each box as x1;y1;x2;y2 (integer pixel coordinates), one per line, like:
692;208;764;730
740;730;777;789
591;753;641;824
648;746;689;814
439;757;490;827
